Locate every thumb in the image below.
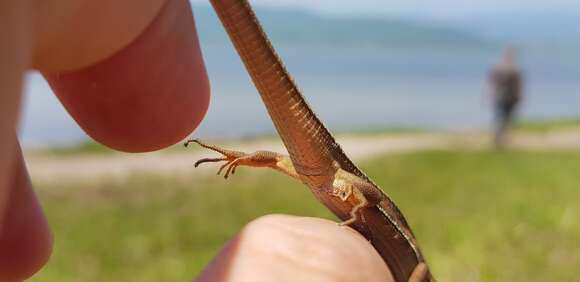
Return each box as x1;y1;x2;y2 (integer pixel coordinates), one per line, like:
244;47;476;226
194;215;393;282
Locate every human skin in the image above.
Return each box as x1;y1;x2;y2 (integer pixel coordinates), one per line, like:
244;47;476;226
0;0;392;281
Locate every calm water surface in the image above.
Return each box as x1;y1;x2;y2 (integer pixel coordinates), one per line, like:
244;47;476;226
19;47;580;146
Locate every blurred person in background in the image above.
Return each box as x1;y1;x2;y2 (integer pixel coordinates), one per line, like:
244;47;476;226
489;47;524;149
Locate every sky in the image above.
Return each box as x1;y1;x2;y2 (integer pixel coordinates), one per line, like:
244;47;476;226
192;0;580;19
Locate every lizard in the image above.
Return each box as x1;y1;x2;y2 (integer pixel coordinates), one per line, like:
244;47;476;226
185;0;436;281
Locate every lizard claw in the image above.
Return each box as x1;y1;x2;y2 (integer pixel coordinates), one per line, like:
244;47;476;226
194;157;228;168
185;139;247;178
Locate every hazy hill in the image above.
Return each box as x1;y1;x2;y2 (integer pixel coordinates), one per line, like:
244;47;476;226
444;9;580;47
192;5;491;49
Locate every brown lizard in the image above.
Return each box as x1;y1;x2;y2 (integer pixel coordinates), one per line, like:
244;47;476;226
186;0;435;281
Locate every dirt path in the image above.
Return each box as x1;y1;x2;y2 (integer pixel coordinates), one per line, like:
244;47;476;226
25;129;580;183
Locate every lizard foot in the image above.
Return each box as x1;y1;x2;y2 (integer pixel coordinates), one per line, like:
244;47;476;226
185;139;282;179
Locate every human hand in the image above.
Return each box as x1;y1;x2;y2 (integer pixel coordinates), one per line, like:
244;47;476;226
1;0;207;280
0;0;392;281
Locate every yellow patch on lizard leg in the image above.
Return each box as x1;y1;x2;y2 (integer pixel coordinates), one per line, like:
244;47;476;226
331;178;353;201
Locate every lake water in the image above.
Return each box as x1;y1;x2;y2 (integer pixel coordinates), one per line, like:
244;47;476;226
19;46;580;146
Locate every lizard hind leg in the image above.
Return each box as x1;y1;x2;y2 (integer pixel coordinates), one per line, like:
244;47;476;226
332;177;368;226
338;188;368;226
332;171;385;226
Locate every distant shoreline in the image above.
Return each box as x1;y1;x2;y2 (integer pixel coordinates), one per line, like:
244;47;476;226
21;117;580;154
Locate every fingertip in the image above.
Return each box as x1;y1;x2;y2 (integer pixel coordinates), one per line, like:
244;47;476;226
195;215;393;282
0;148;52;282
42;0;209;152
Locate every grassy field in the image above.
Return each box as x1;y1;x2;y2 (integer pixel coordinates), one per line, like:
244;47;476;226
30;149;580;282
514;117;580;133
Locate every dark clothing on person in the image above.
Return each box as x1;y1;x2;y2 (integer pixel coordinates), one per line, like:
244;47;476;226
491;68;522;107
490;67;522;148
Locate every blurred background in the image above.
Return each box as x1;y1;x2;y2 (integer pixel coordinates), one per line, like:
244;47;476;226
20;0;580;281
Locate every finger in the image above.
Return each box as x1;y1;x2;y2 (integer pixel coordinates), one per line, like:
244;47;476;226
0;0;32;230
32;0;167;72
0;144;52;282
41;0;209;153
194;215;393;282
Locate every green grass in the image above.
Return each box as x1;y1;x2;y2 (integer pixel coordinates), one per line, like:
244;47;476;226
31;149;580;281
40;141;114;156
514;117;580;133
